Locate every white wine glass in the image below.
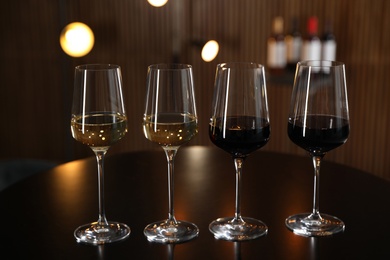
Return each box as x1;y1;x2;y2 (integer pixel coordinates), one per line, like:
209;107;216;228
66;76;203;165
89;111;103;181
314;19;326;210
285;60;350;236
142;64;199;243
209;62;270;241
71;64;130;244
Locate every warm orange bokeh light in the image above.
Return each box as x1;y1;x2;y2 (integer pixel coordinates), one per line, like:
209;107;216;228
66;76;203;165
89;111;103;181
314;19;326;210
60;22;94;57
201;40;219;62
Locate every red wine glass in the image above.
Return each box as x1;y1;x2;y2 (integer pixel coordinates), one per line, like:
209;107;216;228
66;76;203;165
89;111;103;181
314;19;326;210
209;62;270;241
285;60;350;236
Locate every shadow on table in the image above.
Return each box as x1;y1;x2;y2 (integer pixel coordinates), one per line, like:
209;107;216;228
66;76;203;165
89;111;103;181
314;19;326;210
0;159;58;191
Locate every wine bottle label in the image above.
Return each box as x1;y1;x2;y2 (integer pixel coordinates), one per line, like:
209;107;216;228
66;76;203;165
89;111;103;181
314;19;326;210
267;40;286;68
301;39;321;61
286;36;302;63
322;40;337;61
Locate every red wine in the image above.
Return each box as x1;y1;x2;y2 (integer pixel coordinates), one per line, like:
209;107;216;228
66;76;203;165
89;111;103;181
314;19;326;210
209;116;270;157
288;115;349;155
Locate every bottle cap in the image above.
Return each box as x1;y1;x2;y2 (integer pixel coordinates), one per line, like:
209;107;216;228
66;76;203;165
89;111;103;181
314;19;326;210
273;16;284;34
307;16;318;35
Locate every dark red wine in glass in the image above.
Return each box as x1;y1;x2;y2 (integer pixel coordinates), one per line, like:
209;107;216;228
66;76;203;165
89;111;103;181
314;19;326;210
208;62;270;241
210;116;270;157
288;115;349;156
285;60;350;237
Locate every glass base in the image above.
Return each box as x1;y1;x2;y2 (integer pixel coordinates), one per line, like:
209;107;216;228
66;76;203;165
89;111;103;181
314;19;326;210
209;217;268;241
144;220;199;243
285;213;345;237
74;221;130;245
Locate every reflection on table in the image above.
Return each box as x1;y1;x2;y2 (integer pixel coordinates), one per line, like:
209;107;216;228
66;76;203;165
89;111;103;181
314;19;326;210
0;146;389;259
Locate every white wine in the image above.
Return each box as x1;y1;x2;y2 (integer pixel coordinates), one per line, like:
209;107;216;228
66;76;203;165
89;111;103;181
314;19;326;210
71;113;127;148
143;113;198;147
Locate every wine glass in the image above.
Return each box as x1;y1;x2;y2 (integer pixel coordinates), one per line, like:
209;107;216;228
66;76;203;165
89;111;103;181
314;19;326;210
209;62;270;241
71;64;130;244
142;64;199;243
285;60;350;236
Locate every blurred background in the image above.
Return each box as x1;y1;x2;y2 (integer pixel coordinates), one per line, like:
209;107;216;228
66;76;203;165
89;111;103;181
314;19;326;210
1;0;389;180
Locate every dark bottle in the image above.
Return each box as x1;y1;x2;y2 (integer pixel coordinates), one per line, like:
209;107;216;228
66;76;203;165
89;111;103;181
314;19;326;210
285;17;302;71
321;20;337;61
301;16;321;61
267;16;286;74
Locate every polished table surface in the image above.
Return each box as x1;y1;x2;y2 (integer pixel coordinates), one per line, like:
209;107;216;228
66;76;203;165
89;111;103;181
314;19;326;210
1;146;390;259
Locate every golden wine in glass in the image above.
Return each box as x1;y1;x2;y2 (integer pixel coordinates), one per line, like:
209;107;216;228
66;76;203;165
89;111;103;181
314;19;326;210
142;64;199;243
71;64;130;245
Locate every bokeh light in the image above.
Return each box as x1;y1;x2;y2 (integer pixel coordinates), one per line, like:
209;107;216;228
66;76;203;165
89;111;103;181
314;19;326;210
60;22;94;57
147;0;168;7
201;40;219;62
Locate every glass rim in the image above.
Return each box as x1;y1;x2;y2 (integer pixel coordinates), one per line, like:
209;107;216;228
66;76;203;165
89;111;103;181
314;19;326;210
217;62;264;69
75;64;121;71
148;63;192;70
298;60;345;68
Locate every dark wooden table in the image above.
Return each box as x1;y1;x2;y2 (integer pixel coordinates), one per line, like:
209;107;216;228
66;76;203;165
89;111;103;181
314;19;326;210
0;146;389;259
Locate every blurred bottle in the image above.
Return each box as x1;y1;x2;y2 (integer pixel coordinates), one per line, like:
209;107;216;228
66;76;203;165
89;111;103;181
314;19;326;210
301;16;321;61
285;17;302;71
267;16;286;74
321;19;337;61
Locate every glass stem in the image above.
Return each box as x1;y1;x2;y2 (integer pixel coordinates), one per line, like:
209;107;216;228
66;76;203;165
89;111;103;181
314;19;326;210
164;148;178;225
94;150;109;227
233;157;245;222
311;155;323;218
167;244;175;260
